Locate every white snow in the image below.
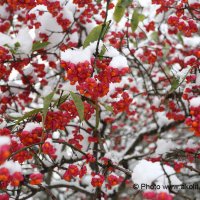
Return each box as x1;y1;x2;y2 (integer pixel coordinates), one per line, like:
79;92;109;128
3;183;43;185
152;97;161;107
186;139;198;149
59;82;77;94
14;27;33;54
0;136;10;146
183;36;200;48
0;4;10;19
188;0;199;5
0;120;7;129
0;33;12;46
157;112;174;128
87;41;103;55
0;161;22;174
171;64;190;81
104;150;123;163
61;48;92;64
190;97;200;107
132;160;182;191
9;112;23;118
23;122;42;132
104;46;120;57
109;55;128;69
0;27;33;55
155;139;175;155
138;0;152;7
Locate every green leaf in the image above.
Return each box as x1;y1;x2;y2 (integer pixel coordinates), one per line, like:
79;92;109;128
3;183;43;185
119;0;132;8
177;32;184;45
99;45;107;60
14;42;21;48
113;1;126;23
83;22;110;48
15;108;43;125
43;91;55;124
32;41;50;52
169;77;180;93
113;0;132;23
151;31;159;42
104;105;113;112
131;9;145;33
163;43;170;59
70;92;84;121
4;42;21;54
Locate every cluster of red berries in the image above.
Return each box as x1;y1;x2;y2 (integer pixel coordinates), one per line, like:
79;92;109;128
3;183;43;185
63;165;87;181
29;173;43;185
61;100;94;120
32;63;46;78
168;16;198;37
0;46;12;81
88;136;98;143
0;96;11;114
143;191;173;200
68;128;84;150
18;91;33;105
26;13;39;29
0;145;10;165
0;168;23;189
185;74;196;83
78;3;101;24
145;21;155;32
91;174;105;187
173;161;184;173
82;153;96;163
65;58;129;100
0;128;10;136
185;105;200;136
0;63;11;82
18;127;44;146
61;61;93;85
91;174;122;189
138;49;161;64
111;92;134;115
46;0;61;16
108;31;126;49
106;174;122;189
56;13;71;31
10;58;30;73
60;100;79;118
11;141;33;163
0;193;9;200
151;105;165;112
42;142;57;159
182;86;200;101
77;78;109;100
45;111;70;131
153;0;176;14
166;101;185;121
7;0;36;9
184;56;198;68
96;66;129;83
0;20;10;33
73;0;92;8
